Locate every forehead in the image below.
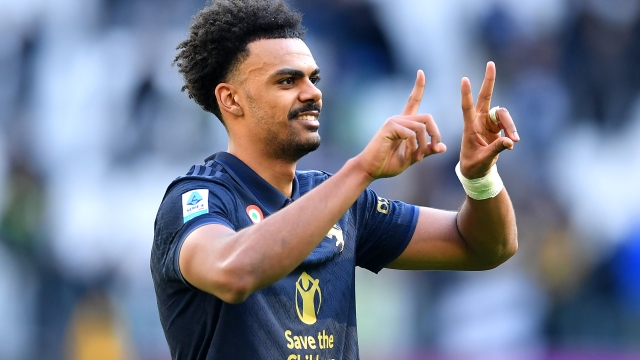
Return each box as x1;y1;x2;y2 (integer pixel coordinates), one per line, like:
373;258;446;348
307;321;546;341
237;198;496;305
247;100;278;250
239;38;317;79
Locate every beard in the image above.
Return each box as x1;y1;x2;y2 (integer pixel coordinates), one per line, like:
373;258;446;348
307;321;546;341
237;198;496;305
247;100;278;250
267;127;321;163
244;92;322;162
273;102;322;162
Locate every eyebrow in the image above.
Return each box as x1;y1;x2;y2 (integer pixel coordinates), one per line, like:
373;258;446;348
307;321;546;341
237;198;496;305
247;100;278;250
273;67;321;78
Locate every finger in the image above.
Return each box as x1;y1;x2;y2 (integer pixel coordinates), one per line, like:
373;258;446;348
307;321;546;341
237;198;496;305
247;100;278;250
495;108;520;142
460;77;475;125
393;123;420;163
418;114;443;154
395;115;440;147
394;115;445;157
475;61;496;114
390;117;429;161
425;141;447;156
384;120;419;161
483;136;514;159
402;70;426;116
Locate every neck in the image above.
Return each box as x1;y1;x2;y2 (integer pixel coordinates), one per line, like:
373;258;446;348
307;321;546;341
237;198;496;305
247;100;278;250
227;145;297;198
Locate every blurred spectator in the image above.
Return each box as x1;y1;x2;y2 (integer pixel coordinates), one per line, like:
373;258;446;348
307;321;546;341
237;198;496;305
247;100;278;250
562;0;640;131
294;0;396;80
65;290;131;360
0;157;46;263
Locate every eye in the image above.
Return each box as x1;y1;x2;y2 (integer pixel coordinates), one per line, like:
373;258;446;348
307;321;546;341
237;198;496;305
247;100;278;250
279;77;295;85
310;76;321;86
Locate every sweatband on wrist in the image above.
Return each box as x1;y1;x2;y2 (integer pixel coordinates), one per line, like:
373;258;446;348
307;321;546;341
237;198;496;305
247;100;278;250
455;162;504;200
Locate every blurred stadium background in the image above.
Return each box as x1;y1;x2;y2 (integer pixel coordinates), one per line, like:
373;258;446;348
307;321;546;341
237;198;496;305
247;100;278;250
1;0;640;359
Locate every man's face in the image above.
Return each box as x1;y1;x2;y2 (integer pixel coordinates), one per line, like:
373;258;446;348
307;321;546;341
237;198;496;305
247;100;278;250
233;38;323;162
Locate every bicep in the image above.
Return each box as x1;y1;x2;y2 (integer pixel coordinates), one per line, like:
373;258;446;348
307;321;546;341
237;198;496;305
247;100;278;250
386;206;483;271
179;223;238;297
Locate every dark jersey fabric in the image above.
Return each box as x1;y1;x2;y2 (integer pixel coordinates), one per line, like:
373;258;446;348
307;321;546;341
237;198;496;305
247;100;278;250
151;152;419;360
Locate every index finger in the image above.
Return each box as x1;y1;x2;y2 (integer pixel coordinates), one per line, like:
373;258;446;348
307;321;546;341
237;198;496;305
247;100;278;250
475;61;496;113
402;70;425;115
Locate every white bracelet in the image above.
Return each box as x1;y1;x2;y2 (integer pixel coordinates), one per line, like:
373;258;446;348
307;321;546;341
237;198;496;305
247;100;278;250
455;162;504;200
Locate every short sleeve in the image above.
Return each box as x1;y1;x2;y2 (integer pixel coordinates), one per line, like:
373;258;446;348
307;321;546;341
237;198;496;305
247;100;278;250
354;188;419;273
152;180;236;287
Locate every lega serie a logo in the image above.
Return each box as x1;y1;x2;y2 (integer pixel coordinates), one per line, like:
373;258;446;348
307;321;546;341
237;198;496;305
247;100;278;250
182;189;209;223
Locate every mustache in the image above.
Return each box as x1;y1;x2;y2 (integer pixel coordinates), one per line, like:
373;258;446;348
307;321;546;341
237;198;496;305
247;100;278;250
288;103;321;120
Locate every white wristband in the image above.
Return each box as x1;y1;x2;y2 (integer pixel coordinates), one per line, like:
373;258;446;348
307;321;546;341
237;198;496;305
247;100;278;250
455;162;504;200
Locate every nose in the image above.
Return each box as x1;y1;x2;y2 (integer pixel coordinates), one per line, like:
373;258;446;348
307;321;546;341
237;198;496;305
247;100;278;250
299;78;322;104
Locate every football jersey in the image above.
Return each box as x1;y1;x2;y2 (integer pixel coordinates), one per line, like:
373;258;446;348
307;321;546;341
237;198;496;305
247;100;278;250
151;152;419;359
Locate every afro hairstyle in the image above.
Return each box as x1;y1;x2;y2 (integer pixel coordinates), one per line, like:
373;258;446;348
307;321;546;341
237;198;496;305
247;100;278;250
173;0;307;122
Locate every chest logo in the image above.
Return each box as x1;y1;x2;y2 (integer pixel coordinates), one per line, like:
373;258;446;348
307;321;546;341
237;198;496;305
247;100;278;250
295;272;322;325
246;205;264;224
326;224;344;252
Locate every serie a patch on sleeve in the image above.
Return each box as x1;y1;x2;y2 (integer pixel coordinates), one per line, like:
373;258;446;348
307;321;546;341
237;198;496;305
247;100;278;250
182;189;209;223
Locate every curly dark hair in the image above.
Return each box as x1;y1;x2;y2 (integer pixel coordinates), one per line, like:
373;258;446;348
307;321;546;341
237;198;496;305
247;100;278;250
173;0;307;122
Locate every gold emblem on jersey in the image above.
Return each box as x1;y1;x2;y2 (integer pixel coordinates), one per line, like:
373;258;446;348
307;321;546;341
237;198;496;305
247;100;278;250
295;272;322;325
377;196;390;214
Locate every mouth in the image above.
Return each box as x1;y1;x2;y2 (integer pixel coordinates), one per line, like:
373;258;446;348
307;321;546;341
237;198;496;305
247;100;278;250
295;113;319;121
293;112;320;129
288;103;322;121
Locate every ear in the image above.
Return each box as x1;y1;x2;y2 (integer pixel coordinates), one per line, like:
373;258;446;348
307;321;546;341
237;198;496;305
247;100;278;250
215;83;244;117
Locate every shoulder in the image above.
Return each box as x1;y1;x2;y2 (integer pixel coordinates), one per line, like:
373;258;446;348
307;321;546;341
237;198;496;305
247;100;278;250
155;162;242;229
163;162;240;205
296;169;332;194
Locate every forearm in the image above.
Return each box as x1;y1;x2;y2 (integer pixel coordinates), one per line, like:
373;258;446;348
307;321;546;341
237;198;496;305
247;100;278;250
225;157;372;294
456;188;518;269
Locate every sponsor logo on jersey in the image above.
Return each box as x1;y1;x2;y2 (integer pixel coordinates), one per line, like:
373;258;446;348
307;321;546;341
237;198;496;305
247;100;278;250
246;205;264;224
286;273;336;355
295;272;322;325
182;189;209;223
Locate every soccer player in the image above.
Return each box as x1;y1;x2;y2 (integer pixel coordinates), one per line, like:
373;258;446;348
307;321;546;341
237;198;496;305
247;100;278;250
150;0;520;359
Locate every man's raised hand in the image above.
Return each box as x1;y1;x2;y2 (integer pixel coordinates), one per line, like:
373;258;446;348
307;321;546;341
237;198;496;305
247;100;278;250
355;70;446;180
459;62;519;179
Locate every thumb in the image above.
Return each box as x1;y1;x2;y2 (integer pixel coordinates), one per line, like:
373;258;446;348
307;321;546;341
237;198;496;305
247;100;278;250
488;137;514;156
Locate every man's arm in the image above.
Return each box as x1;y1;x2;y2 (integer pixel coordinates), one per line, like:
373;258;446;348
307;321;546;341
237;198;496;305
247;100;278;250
387;191;517;271
180;158;373;303
180;70;446;303
389;61;519;271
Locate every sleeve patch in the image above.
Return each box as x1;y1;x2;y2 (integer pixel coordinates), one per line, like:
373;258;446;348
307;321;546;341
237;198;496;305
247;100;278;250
182;189;209;223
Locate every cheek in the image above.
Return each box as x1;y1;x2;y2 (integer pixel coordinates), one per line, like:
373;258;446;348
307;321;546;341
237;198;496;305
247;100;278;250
259;98;286;117
247;92;296;128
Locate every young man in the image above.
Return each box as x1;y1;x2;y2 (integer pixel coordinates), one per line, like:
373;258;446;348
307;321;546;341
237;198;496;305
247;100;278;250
150;0;520;359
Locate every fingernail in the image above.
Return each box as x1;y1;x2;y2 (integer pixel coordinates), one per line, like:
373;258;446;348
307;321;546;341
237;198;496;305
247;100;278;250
514;131;520;141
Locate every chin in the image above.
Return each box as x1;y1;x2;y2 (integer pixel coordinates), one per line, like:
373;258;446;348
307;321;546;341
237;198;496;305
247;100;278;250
279;135;321;162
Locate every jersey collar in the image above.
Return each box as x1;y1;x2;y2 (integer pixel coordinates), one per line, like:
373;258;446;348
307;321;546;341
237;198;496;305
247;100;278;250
207;152;300;213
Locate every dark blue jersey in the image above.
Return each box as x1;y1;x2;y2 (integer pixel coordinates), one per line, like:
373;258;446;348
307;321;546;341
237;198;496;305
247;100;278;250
151;152;419;360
